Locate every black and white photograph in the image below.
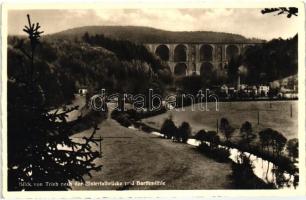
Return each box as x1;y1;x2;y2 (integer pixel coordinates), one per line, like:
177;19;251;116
1;1;305;197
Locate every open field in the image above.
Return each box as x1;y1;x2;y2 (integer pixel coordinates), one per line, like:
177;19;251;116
70;117;233;190
142;100;298;140
66;100;297;190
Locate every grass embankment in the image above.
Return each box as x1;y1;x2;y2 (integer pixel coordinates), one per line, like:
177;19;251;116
70;117;233;190
111;101;298;188
111;110;273;189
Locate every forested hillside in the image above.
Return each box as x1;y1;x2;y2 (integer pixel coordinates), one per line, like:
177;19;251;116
227;34;298;84
8;36;172;107
8;29;297;108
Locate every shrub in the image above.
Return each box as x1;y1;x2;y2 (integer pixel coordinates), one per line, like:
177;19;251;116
259;128;287;157
178;122;191;143
198;143;230;163
126;109;139;120
116;113;132;127
240;121;256;148
287;138;298;161
231;154;273;189
195;130;220;149
194;129;207;141
125;107;167;120
70;109;107;133
198;142;210;152
214;147;230;162
111;110;133;127
160;118;177;139
219;117;235;142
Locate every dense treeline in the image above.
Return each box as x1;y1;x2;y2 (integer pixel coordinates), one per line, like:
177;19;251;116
8;34;172;107
8;41;75;107
82;33;167;73
228;34;298;84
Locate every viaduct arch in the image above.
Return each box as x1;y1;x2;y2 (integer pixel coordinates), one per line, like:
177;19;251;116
155;44;169;61
174;63;188;76
145;42;262;77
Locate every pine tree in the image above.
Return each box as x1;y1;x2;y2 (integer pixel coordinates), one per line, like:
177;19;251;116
8;14;102;191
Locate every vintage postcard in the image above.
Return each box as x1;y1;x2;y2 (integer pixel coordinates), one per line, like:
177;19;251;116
1;0;305;198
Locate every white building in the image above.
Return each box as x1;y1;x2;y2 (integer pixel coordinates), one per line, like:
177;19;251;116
78;88;88;96
258;85;270;96
220;84;229;95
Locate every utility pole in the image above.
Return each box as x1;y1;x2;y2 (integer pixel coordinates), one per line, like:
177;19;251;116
257;110;260;125
216;119;219;133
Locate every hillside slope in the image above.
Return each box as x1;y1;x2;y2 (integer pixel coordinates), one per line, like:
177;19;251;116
70;116;233;190
46;26;264;43
8;37;171;107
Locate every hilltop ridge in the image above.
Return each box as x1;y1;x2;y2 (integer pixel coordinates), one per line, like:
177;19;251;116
46;25;265;43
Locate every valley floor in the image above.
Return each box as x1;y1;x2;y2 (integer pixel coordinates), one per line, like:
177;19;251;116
143;100;298;141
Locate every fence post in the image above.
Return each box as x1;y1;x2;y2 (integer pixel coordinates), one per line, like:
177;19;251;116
99;136;102;156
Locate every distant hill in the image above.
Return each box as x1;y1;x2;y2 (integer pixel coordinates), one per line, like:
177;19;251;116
46;26;264;44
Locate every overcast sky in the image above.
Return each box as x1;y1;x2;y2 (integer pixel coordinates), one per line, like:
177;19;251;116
8;8;299;40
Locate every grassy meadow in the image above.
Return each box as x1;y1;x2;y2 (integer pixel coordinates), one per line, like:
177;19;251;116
142;100;298;141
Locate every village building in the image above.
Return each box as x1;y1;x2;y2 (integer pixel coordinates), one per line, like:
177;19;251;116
258;85;270;96
78;87;88;96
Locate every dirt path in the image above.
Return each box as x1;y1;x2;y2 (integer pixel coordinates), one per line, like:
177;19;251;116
70;115;233;190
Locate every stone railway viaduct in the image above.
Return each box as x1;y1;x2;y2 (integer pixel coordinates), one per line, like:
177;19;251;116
144;42;263;76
